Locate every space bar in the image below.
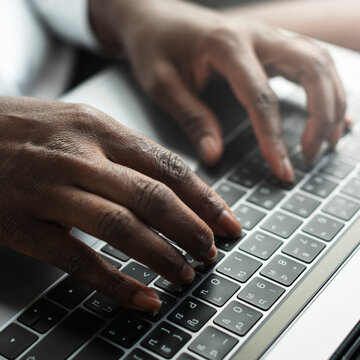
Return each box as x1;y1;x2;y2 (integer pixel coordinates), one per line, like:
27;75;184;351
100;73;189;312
20;309;105;360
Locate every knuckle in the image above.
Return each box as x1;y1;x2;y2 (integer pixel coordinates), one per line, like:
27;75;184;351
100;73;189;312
203;25;240;55
60;248;94;278
252;88;279;112
98;207;133;240
306;49;333;79
154;148;191;186
145;64;172;99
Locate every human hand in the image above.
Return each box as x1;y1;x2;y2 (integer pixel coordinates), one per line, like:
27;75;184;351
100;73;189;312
0;97;240;311
90;0;346;182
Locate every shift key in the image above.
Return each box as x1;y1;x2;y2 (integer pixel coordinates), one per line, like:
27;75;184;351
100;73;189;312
20;309;104;360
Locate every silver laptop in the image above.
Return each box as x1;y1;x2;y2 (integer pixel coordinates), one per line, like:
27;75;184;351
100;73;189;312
1;41;360;360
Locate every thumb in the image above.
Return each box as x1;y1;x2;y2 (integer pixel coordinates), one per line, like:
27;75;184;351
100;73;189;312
146;63;223;165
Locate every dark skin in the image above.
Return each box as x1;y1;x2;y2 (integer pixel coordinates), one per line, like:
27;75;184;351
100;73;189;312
0;97;240;312
0;0;347;313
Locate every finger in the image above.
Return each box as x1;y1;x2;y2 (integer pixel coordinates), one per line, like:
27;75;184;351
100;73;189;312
14;219;162;312
207;42;294;181
144;62;223;165
37;186;197;283
73;163;218;263
95;123;241;238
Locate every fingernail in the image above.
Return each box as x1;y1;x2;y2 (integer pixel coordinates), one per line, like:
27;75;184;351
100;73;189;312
132;291;162;312
179;263;195;283
217;209;242;237
198;135;221;165
281;157;294;182
202;243;218;262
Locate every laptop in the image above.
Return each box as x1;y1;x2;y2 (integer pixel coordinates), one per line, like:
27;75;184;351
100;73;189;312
0;41;360;360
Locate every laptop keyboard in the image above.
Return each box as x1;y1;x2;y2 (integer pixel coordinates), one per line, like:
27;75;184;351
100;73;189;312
1;101;360;360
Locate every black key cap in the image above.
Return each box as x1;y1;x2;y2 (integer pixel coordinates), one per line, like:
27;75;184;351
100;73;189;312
122;262;157;285
247;184;286;210
247;152;271;175
320;158;354;179
20;309;104;360
18;298;55;327
291;151;315;172
0;324;38;360
215;233;246;252
177;353;197;360
84;292;122;318
323;195;360;221
100;254;122;269
282;234;325;263
266;171;303;191
168;297;216;332
154;273;201;297
217;251;262;283
341;177;360;199
102;311;150;348
214;300;262;336
193;274;239;307
238;277;285;310
260;255;306;286
189;326;238;360
234;204;266;230
185;252;225;274
213;181;245;207
124;348;158;360
301;175;338;198
239;231;282;260
142;322;191;359
47;276;93;309
139;289;177;322
261;212;302;238
281;192;321;218
303;214;344;241
101;244;129;262
73;337;124;360
31;305;67;334
228;167;262;188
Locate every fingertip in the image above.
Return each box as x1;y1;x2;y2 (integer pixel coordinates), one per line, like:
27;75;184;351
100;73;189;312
197;135;223;165
132;290;162;312
217;209;242;238
280;157;294;183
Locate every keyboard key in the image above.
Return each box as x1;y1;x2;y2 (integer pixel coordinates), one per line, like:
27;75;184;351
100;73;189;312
139;289;177;322
122;262;157;285
101;244;129;262
213;181;245;207
260;255;306;286
168;297;216;332
261;212;302;238
103;311;150;348
341;177;360;200
177;353;198;360
142;322;191;359
189;326;238;360
125;348;158;360
239;231;282;260
228;167;263;188
215;233;246;252
323;195;360;220
154;273;201;297
282;234;325;263
266;171;303;191
47;276;93;309
21;309;104;360
185;252;225;274
247;152;271;175
0;324;38;360
238;277;285;310
84;292;122;318
217;251;262;283
214;300;263;336
31;305;67;334
291;151;315;172
247;184;286;210
18;298;56;327
234;204;266;230
193;274;240;306
301;175;338;198
303;214;344;241
73;337;124;360
281;193;321;218
320;158;354;179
